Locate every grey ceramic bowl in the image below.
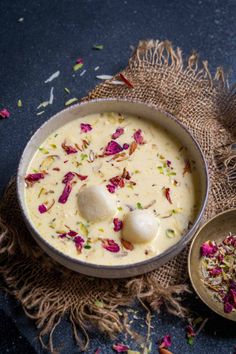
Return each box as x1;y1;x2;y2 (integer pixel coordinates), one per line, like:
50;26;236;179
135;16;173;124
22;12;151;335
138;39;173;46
17;98;209;278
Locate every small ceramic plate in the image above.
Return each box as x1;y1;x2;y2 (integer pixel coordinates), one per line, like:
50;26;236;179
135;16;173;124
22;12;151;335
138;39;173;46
188;209;236;321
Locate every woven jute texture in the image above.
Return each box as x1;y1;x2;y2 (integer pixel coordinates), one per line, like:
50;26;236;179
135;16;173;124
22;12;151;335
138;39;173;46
1;40;236;352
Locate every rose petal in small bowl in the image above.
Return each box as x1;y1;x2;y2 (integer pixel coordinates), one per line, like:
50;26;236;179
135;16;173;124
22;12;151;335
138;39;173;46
188;209;236;321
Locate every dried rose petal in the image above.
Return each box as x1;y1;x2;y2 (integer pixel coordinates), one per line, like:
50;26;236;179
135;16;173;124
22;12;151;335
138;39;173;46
62;172;75;184
68;230;78;237
186;324;195;338
74;235;84;253
122;143;129;150
59;233;67;238
209;267;222;276
104;140;123;156
223;283;236;313
113;218;123;232
224;302;233;313
121;168;131;180
94;349;101;354
200;241;218;257
133;129;144;144
106;184;116;193
112;127;124;139
230;289;236;308
25;172;45;185
112;343;129;352
110;175;125;188
231;281;236;292
159;335;172;349
164;187;172;204
62;142;77;154
101;239;120;253
80;123;92;133
183;159;192;176
166;160;171;167
223;234;236;247
38;204;47;213
58;183;72;204
76;58;84;64
119;73;134;88
75;173;88;181
0;108;10;119
121;239;134;251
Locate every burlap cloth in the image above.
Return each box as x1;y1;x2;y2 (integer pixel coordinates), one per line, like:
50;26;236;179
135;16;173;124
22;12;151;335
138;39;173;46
0;40;236;352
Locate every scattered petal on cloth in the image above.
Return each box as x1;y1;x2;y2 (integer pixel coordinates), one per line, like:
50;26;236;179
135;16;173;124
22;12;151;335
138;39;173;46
0;108;10;119
112;343;129;352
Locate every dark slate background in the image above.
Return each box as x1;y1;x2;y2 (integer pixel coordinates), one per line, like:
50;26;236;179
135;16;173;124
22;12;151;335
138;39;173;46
0;0;236;353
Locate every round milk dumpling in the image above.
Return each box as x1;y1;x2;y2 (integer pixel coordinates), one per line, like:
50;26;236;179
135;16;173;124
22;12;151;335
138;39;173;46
77;185;117;222
122;209;159;244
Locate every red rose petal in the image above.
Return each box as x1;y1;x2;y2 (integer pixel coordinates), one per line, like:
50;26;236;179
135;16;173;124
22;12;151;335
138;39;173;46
101;239;120;253
104;140;123;156
113;218;123;232
200;241;218;257
112;343;129;352
62;142;78;155
80;123;92;133
58;183;72;204
0;108;10;119
62;172;75;184
25;173;45;186
68;230;78;237
164;187;172;204
75;173;88;181
38;204;47;213
112;127;124;139
106;184;116;193
159;335;172;349
133;129;144;144
74;235;84;253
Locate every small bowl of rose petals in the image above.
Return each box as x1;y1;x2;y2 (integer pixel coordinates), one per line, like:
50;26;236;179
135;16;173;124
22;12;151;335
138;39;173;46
188;209;236;321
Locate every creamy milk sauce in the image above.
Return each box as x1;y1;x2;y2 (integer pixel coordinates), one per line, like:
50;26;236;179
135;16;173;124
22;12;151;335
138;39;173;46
25;112;199;265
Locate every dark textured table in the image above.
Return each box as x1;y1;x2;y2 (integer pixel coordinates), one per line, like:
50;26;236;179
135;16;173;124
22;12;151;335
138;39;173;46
1;0;236;353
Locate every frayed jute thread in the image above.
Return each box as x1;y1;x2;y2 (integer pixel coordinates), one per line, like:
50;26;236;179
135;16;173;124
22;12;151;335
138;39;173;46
1;39;236;352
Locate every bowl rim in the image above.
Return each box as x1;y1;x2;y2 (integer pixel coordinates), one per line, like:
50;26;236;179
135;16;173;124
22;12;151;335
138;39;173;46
188;208;236;321
17;97;209;272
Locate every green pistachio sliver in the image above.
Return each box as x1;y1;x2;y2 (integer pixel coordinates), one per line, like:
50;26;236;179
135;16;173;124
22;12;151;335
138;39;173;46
157;166;164;174
73;63;83;71
39;147;49;154
166;228;176;238
79;222;89;236
93;44;104;50
136;202;143;209
65;97;78;106
171;208;183;214
81;153;88;161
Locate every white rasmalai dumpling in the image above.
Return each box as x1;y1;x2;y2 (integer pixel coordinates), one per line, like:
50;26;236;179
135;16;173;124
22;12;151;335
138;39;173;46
122;209;159;244
78;185;117;222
